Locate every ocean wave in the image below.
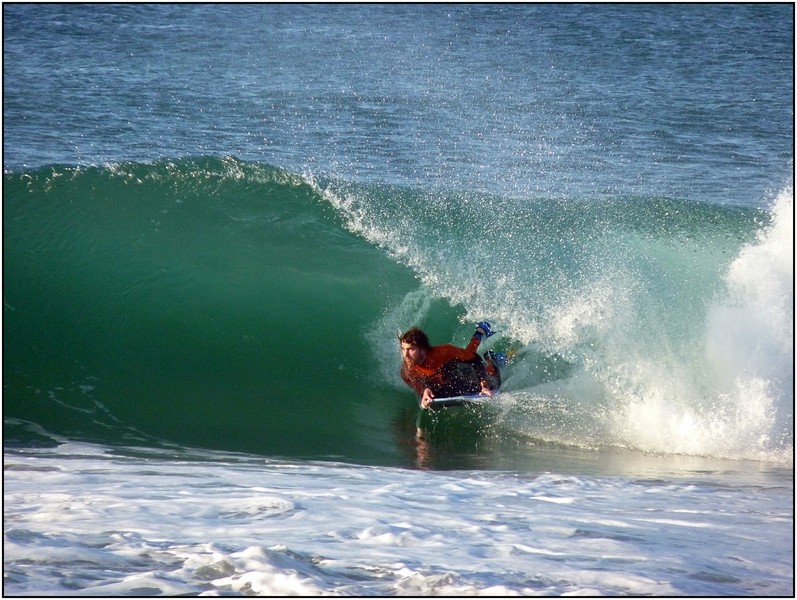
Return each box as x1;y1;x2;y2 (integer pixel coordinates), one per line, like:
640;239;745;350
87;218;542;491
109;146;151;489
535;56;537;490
3;157;791;464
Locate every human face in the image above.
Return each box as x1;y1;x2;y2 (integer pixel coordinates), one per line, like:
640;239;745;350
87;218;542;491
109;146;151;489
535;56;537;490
401;342;426;367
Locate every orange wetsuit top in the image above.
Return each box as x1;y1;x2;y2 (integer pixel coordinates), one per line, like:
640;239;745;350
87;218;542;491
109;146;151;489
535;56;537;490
401;344;488;398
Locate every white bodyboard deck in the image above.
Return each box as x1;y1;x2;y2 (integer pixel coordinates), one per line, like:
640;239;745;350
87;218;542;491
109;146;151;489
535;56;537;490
425;393;497;410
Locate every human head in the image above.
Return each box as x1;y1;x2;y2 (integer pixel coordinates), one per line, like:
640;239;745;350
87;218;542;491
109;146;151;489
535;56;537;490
398;327;431;351
399;327;430;367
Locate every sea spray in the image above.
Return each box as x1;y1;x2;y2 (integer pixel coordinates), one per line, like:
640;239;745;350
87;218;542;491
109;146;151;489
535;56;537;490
320;174;790;462
610;187;793;461
509;189;793;462
702;187;794;458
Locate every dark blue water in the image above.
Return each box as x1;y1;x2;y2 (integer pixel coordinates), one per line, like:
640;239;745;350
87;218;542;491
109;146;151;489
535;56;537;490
4;4;793;205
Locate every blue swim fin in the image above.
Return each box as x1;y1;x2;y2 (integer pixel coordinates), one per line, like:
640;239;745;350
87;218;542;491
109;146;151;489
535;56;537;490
474;321;496;341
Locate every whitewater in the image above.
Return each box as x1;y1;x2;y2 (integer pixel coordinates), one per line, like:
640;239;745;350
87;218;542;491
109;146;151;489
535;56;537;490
3;4;794;597
4;440;792;596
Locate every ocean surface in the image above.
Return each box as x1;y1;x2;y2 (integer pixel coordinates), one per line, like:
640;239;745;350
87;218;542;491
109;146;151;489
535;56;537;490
3;4;793;596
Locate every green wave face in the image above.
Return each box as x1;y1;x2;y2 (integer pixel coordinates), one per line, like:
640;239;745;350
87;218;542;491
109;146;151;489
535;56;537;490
4;157;791;464
3;158;421;460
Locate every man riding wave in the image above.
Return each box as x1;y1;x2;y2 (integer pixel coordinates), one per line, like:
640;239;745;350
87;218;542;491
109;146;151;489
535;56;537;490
399;322;501;408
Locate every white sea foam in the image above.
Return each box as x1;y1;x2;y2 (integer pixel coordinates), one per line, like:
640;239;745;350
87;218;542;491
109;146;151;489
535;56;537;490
705;187;794;423
611;188;794;462
501;188;793;463
3;442;793;596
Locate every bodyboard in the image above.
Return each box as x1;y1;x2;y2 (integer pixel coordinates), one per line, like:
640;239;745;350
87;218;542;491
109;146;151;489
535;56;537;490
425;393;497;410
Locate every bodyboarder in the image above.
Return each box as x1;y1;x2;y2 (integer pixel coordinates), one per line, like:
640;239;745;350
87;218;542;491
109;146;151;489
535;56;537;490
399;322;501;408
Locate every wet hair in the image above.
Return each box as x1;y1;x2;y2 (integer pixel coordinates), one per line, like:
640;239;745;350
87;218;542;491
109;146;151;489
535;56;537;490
398;327;431;350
